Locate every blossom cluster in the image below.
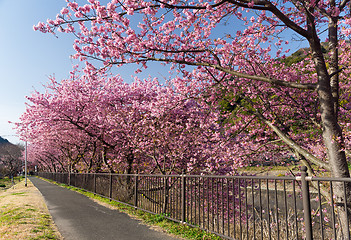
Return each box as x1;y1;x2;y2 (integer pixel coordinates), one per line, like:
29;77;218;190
26;0;351;175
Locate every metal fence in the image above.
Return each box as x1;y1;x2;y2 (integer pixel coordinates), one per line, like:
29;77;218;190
38;167;351;240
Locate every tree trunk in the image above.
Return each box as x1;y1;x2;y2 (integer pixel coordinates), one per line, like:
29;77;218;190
309;32;351;239
328;14;340;118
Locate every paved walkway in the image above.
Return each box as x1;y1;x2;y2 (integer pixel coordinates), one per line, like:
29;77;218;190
30;177;181;240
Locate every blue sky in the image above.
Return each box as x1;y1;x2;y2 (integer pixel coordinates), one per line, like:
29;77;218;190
0;0;79;144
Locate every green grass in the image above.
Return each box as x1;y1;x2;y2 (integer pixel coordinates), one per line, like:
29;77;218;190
26;208;37;212
0;176;24;189
28;214;59;240
11;192;27;196
44;178;222;240
239;164;300;172
0;207;30;225
0;205;59;239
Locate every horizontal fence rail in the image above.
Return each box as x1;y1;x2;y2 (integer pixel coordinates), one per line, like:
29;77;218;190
38;167;351;240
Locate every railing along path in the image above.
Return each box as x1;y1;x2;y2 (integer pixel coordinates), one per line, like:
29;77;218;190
38;167;351;240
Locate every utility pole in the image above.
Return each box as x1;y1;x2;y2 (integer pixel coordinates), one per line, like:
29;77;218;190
25;141;27;187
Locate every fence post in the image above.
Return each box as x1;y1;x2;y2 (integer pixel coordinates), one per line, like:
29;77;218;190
109;173;113;201
68;171;71;186
181;172;186;223
134;174;138;208
94;173;96;195
300;166;313;240
163;176;169;214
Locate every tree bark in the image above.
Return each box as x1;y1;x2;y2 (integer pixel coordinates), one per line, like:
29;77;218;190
309;24;351;239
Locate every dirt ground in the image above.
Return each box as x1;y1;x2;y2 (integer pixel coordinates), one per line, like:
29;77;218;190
0;179;63;240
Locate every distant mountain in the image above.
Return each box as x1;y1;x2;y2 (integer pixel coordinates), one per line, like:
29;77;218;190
0;137;10;145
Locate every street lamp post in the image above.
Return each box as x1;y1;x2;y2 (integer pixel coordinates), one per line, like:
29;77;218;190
25;141;27;187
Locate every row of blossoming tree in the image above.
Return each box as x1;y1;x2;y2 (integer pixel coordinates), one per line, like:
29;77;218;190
15;0;351;235
19;70;264;175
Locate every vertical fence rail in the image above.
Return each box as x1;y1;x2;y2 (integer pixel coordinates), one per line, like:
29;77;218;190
300;166;313;240
134;175;138;208
109;173;112;201
343;181;351;240
181;173;186;223
94;173;96;194
37;170;351;240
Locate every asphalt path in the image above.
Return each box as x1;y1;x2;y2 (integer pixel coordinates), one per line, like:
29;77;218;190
30;177;181;240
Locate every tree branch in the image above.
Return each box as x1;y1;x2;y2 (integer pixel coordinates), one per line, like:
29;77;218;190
140;56;317;90
254;111;330;170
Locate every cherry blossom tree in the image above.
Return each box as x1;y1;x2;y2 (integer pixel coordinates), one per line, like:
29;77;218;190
32;0;351;235
18;69;253;175
33;0;351;175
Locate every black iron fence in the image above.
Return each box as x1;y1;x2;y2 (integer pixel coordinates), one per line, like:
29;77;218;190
38;167;351;240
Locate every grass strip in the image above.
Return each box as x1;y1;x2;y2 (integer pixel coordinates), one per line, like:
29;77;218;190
0;179;61;240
